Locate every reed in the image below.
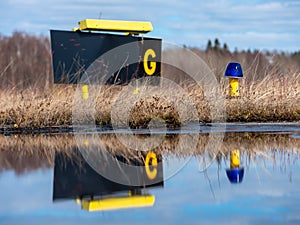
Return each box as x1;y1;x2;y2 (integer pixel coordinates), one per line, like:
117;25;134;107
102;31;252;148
224;71;300;122
0;70;299;129
0;85;74;129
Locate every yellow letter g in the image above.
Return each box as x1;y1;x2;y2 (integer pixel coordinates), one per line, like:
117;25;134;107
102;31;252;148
143;49;156;76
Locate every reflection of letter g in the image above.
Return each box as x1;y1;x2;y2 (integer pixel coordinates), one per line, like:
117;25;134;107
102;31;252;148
143;49;156;75
145;151;158;180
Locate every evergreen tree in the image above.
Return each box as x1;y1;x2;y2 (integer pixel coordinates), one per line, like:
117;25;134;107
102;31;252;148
214;38;220;50
223;43;228;52
206;39;212;50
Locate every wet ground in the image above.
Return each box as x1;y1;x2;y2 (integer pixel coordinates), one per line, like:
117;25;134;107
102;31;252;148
0;123;300;225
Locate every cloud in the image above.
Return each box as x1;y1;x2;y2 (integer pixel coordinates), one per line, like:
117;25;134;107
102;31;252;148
220;32;300;51
0;0;299;51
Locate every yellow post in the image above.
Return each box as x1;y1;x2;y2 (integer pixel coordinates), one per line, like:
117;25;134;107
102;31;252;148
82;85;89;99
230;149;240;168
133;87;139;95
83;140;89;147
229;78;239;97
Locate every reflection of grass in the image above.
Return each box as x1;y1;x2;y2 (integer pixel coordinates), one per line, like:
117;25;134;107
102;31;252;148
0;72;299;129
0;132;299;173
0;133;76;174
217;132;300;167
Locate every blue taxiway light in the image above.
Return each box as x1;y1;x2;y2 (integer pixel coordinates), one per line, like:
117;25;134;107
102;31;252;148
224;62;243;78
226;167;245;183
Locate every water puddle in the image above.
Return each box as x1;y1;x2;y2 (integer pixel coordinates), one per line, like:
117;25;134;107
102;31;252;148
0;127;300;224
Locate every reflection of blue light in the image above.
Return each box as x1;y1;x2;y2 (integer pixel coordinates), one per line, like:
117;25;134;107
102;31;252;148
224;62;243;78
226;168;244;183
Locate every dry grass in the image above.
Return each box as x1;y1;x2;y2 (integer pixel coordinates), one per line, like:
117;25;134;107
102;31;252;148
0;70;299;129
0;85;74;129
224;71;300;121
0;132;299;174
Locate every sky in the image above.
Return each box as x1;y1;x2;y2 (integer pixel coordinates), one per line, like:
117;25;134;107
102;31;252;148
0;0;299;52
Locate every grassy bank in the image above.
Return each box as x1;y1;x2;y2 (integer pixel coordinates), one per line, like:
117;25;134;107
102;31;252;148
0;71;299;129
0;33;299;129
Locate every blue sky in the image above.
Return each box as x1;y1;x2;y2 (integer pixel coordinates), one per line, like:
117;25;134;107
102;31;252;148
0;0;299;52
1;154;300;225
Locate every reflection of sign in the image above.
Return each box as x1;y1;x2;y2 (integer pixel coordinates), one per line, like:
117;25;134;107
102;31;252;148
81;195;155;211
53;148;163;211
50;30;161;84
145;151;158;180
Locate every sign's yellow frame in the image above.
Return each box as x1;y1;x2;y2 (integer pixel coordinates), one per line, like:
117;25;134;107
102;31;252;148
81;195;155;211
73;19;153;34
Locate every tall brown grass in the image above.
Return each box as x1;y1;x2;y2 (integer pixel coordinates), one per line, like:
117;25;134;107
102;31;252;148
0;85;74;129
224;71;300;121
0;71;299;129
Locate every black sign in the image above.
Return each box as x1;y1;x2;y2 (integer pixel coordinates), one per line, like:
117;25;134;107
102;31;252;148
53;149;164;200
50;30;161;84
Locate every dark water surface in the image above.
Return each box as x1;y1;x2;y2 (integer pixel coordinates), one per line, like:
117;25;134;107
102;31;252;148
1;126;300;225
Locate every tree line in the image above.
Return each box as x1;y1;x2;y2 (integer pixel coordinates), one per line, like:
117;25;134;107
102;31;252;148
0;32;52;92
192;38;300;82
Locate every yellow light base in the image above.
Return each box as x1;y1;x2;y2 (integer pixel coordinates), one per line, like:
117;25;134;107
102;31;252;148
229;78;239;97
230;149;240;168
